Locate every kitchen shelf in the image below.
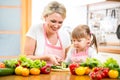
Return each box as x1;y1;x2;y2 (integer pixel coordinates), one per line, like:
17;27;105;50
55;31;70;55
98;45;120;54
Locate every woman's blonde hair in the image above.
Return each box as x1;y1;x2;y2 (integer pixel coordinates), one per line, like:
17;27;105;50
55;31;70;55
72;24;98;53
42;1;66;19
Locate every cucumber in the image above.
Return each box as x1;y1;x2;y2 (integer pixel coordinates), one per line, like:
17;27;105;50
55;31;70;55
51;65;62;69
0;68;14;76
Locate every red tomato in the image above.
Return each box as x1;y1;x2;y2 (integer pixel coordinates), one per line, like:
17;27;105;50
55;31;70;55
90;67;110;80
69;63;79;75
0;62;5;68
93;67;101;72
102;68;109;77
90;72;96;79
101;72;105;78
96;73;102;80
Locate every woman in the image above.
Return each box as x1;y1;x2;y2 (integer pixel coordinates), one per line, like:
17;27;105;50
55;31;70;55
24;1;71;65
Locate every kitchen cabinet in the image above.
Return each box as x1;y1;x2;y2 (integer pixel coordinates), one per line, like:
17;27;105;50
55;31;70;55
87;1;120;54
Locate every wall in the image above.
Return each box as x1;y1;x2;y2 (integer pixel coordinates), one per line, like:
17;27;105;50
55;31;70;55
32;0;88;30
98;52;120;66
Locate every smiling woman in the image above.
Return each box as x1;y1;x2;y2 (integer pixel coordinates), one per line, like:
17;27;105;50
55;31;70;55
24;1;71;65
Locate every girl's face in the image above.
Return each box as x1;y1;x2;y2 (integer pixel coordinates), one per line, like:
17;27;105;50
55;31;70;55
72;37;90;51
45;13;64;34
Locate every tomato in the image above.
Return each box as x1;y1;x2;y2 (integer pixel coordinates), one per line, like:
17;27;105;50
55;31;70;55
69;63;79;75
0;62;5;68
93;67;101;72
89;72;96;79
101;72;105;78
30;68;40;75
96;73;102;80
90;67;109;80
102;68;109;77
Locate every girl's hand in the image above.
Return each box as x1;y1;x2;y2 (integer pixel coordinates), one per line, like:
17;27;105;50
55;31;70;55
71;57;84;63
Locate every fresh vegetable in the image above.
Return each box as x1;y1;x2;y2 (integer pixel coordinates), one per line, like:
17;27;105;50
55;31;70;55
15;66;23;75
69;63;79;75
102;68;109;77
75;66;85;76
51;65;63;69
4;59;18;68
80;58;102;68
108;70;119;79
103;58;119;70
4;56;46;69
19;56;46;68
61;62;70;68
0;62;5;68
90;71;102;80
30;68;40;75
115;68;120;79
21;68;29;76
0;68;14;76
30;59;46;68
89;67;109;80
40;64;51;74
15;60;21;67
51;62;69;69
84;67;91;75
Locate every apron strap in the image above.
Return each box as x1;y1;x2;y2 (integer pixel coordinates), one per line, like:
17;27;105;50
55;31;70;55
43;24;63;49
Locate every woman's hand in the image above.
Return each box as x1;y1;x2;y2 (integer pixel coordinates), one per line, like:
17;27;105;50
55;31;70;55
47;54;61;65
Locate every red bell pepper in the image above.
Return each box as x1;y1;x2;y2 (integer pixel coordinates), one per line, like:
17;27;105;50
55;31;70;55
69;63;79;75
40;64;51;74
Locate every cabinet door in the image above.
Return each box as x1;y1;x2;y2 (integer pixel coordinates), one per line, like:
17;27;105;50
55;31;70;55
0;0;31;61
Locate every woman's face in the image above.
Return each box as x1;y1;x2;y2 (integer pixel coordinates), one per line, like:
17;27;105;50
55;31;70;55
45;13;64;34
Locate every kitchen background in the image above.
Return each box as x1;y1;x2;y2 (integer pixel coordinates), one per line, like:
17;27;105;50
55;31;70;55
0;0;120;63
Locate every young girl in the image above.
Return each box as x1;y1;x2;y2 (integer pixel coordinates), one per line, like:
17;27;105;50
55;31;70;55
64;24;98;63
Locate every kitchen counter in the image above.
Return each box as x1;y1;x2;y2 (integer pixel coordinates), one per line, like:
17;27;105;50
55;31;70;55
98;45;120;54
0;71;118;80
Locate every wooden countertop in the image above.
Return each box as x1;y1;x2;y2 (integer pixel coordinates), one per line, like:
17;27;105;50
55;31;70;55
0;71;118;80
98;42;120;54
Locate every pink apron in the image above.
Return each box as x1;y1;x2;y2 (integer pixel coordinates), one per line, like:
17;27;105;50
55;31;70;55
71;49;88;63
43;25;65;64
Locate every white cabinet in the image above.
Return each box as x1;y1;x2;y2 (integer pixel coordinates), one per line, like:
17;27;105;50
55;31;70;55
87;1;120;54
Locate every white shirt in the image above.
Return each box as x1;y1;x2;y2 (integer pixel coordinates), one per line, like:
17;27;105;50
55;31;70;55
26;23;71;56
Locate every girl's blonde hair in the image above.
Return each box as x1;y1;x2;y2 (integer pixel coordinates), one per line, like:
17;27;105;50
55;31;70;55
72;24;98;53
42;1;66;19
